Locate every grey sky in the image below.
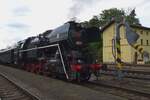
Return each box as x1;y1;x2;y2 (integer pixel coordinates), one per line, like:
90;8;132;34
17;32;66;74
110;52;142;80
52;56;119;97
0;0;150;49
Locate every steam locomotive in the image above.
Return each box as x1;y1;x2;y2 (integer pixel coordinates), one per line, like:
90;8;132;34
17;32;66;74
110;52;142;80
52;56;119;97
0;21;102;81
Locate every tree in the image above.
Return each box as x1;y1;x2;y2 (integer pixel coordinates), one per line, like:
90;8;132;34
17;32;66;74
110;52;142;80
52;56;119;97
125;8;141;25
99;8;125;26
82;8;141;28
81;16;101;28
88;16;101;28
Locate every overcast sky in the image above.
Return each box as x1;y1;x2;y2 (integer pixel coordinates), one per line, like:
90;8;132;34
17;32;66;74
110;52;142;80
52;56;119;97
0;0;150;49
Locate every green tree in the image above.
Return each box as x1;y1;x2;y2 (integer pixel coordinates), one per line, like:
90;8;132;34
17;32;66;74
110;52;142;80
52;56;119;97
82;8;141;27
81;16;100;28
99;8;125;26
125;9;141;25
88;16;101;28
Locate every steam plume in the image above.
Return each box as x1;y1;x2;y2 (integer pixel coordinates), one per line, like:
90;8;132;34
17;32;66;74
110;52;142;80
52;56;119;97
69;0;99;19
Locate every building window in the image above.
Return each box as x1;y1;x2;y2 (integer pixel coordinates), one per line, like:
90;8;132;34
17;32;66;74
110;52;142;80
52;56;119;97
147;40;149;45
141;39;143;45
146;31;149;36
140;30;143;34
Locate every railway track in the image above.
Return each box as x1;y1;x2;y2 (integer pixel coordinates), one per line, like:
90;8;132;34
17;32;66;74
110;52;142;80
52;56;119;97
0;74;39;100
80;81;150;100
101;68;150;80
106;68;150;75
105;63;150;67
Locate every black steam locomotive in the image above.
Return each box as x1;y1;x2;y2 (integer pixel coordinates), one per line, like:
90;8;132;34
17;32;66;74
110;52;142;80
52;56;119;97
0;21;102;81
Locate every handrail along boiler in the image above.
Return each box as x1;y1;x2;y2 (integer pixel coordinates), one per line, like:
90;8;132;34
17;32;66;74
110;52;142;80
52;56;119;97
0;21;102;81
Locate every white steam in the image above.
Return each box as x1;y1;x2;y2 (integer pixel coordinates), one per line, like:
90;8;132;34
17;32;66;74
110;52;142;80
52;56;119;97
69;0;100;19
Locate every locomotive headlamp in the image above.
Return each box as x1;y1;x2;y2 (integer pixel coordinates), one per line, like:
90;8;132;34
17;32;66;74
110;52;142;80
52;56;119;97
77;59;83;64
75;41;82;45
73;31;83;46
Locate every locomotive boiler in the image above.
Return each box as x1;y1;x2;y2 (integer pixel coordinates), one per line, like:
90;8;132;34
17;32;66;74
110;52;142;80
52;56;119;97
0;21;102;81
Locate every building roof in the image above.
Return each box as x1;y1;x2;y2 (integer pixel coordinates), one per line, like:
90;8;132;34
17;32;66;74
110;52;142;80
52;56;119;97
130;25;150;30
100;20;150;32
100;20;115;32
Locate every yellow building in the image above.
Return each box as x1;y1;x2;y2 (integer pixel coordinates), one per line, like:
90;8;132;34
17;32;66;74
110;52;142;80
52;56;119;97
102;20;150;64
